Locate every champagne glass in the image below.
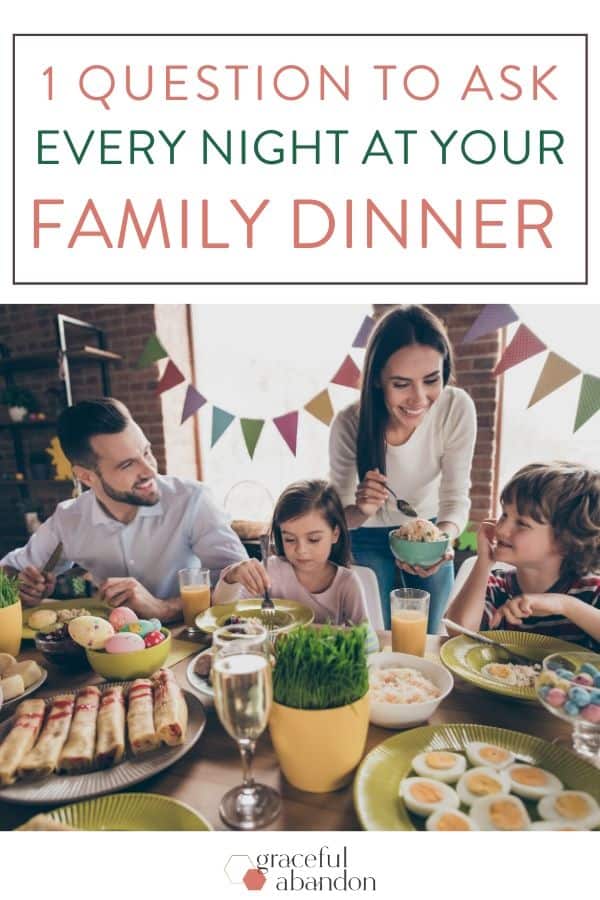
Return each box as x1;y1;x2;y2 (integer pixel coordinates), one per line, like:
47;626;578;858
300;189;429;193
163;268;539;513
212;622;281;829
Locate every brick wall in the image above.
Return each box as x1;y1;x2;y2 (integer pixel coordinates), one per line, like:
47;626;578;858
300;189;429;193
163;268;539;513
374;303;502;528
0;303;196;555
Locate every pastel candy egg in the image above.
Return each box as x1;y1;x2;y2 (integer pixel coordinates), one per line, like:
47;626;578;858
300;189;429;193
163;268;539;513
144;630;165;648
105;632;145;654
593;675;600;688
581;704;600;724
556;669;575;682
537;685;551;699
563;700;580;717
574;673;594;687
546;687;567;708
568;686;592;708
590;689;600;704
581;663;599;678
109;607;138;631
68;615;114;650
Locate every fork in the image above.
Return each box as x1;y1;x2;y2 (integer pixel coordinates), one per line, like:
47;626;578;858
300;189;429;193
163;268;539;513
258;533;276;626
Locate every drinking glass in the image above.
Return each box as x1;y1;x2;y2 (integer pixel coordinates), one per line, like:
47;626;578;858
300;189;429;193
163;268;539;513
178;567;210;635
212;622;281;829
390;588;430;656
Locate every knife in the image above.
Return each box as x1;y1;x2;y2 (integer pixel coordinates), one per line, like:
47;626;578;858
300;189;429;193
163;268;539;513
441;618;541;667
42;542;63;574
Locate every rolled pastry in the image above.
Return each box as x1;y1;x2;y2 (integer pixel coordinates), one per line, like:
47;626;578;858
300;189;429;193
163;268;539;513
152;668;188;746
18;694;75;779
0;698;46;786
127;679;160;755
57;686;101;773
94;686;126;768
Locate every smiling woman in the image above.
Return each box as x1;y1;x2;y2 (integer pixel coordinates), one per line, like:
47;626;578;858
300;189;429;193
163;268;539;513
329;306;477;631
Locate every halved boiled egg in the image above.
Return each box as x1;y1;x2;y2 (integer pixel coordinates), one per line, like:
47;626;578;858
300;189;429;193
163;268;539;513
426;808;477;831
470;793;531;831
412;750;466;783
507;764;563;799
481;662;517;685
456;766;510;806
465;741;515;770
399;777;459;817
538;791;600;829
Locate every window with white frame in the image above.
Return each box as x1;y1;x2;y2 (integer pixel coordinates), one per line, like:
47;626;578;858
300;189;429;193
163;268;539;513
191;304;372;520
498;304;600;505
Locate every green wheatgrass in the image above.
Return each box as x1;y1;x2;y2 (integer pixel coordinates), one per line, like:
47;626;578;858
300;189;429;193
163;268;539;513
273;624;369;711
0;569;20;608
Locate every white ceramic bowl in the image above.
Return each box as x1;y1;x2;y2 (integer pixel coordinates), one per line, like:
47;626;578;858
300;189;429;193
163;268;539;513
368;651;454;729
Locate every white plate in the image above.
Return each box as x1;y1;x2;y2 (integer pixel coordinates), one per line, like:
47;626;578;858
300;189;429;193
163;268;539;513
0;686;206;805
1;668;48;713
186;648;214;707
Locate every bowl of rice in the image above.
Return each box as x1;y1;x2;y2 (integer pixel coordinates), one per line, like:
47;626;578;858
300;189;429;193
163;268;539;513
368;652;454;728
389;519;450;568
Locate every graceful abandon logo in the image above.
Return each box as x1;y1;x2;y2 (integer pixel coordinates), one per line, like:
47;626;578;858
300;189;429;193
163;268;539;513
225;846;377;892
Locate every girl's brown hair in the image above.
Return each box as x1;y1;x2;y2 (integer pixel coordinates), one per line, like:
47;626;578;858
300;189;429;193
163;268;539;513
271;480;352;567
500;462;600;579
357;305;454;480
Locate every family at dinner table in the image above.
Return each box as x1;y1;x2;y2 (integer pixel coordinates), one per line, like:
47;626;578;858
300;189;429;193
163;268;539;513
2;305;599;652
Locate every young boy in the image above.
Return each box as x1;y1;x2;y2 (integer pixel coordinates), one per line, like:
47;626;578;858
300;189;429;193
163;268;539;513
448;462;600;650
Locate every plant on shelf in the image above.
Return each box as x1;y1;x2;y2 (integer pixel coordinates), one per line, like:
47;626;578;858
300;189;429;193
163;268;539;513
269;625;370;793
1;386;38;422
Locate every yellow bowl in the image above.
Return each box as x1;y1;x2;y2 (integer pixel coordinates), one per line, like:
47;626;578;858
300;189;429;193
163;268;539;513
85;628;171;680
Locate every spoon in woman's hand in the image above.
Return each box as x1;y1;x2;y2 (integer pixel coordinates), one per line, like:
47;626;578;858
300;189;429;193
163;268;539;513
384;483;418;517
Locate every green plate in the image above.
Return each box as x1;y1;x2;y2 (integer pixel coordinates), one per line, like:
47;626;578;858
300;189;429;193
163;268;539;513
354;723;600;831
440;630;577;701
22;599;110;640
18;792;212;831
195;598;314;633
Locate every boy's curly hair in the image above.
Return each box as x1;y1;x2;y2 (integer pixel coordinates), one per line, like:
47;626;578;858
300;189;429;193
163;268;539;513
500;462;600;579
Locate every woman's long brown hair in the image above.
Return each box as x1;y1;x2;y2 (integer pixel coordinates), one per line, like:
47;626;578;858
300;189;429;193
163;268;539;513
356;305;454;481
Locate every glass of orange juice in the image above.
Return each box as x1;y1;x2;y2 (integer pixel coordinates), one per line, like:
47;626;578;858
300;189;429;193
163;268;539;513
179;567;211;634
390;589;429;657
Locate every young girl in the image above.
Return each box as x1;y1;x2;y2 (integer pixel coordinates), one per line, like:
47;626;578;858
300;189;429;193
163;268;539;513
216;480;378;651
447;462;600;650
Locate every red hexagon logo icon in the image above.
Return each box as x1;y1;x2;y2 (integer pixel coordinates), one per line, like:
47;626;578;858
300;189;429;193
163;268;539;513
243;868;266;891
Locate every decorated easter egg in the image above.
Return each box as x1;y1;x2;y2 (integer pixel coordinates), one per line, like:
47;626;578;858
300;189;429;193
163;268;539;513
105;632;146;654
581;704;600;724
144;630;165;648
121;619;155;638
68;615;114;650
109;607;138;631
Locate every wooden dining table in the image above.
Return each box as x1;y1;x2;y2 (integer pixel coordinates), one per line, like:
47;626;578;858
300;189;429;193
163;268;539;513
0;631;572;831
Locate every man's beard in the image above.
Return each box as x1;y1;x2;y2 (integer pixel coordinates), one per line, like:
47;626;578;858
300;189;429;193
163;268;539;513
98;473;160;507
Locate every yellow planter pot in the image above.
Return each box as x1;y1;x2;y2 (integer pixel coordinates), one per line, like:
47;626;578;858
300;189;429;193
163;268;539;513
269;692;370;793
0;600;23;657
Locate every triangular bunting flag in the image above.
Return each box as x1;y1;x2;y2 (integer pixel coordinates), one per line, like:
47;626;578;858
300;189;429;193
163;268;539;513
352;316;375;348
273;411;299;455
528;352;581;407
136;334;169;368
211;407;235;447
494;325;547;376
156;360;185;394
180;385;207;423
240;418;265;459
574;374;600;432
331;355;361;389
461;305;519;343
304;389;334;426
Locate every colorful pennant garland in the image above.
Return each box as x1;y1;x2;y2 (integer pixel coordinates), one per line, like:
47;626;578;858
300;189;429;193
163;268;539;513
136;316;371;458
466;305;600;432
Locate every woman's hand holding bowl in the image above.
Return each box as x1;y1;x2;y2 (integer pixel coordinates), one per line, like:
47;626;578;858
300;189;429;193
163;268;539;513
394;547;455;578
